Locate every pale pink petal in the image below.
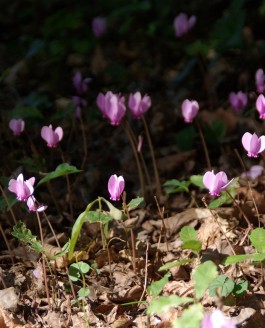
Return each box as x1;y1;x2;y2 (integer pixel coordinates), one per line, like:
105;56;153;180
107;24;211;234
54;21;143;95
242;132;252;151
55;127;63;141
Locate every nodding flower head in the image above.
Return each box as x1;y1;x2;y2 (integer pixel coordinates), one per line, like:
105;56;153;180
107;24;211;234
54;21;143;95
242;132;265;157
108;174;125;201
229;91;247;112
41;124;63;148
173;13;196;38
255;68;265;94
203;170;233;197
181;99;199;123
92;17;107;38
9;119;25;136
256;94;265;119
96;91;126;125
8;173;35;201
128;92;151;119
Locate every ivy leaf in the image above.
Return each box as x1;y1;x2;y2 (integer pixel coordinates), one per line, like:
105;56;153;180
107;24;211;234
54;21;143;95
209;275;234;297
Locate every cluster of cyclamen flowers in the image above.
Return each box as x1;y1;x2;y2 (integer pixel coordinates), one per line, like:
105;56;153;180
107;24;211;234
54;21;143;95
96;91;151;125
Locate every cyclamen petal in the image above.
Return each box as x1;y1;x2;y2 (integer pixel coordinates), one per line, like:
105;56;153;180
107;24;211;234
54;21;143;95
201;309;236;328
128;92;151;119
41;124;63;148
108;175;125;201
256;94;265;119
9;119;25;136
242;132;265;157
255;68;265;94
173;13;196;38
181;99;199;123
203;170;232;196
229;91;247;111
8;173;35;201
92;17;107;38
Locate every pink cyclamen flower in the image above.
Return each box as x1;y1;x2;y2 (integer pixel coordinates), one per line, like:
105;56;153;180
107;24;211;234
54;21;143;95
92;17;107;38
181;99;199;123
255;68;265;94
173;13;196;38
229;91;247;111
256;94;265;119
241;165;264;180
128;92;151;119
8;173;35;201
201;309;236;328
108;174;125;201
41;124;63;148
9;119;25;136
96;91;126;125
242;132;265;158
203;170;233;197
27;196;47;212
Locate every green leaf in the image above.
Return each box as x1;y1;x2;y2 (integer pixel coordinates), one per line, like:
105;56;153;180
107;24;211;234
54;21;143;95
147;272;171;297
68;264;80;282
179;226;197;242
11;221;44;253
209;191;233;209
249;228;265;253
173;303;204;328
175;125;196;151
127;197;145;211
85;211;113;224
202;119;226;145
158;259;193;271
209;275;235;297
102;198;126;221
163;179;191;194
181;240;202;254
223;253;265;265
50;241;69;260
71;261;90;274
190;175;204;189
233;280;248;295
78;287;90;299
146;295;193;315
68;199;99;260
192;261;218;299
37;163;82;186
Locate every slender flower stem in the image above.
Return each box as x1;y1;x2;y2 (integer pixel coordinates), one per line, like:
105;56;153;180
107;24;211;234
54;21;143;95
126;124;153;193
35;210;51;307
122;121;145;196
195;120;211;171
141;116;162;197
59;146;73;221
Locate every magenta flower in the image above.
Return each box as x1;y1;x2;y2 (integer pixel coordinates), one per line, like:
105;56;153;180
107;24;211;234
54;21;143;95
255;68;265;94
92;17;107;38
181;99;199;123
9;119;25;136
27;196;47;212
41;124;63;148
203;171;233;197
256;94;265;119
173;13;196;38
201;310;236;328
8;173;35;201
242;132;265;157
108;174;125;201
229;91;247;111
96;91;126;125
128;92;151;119
241;165;264;179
